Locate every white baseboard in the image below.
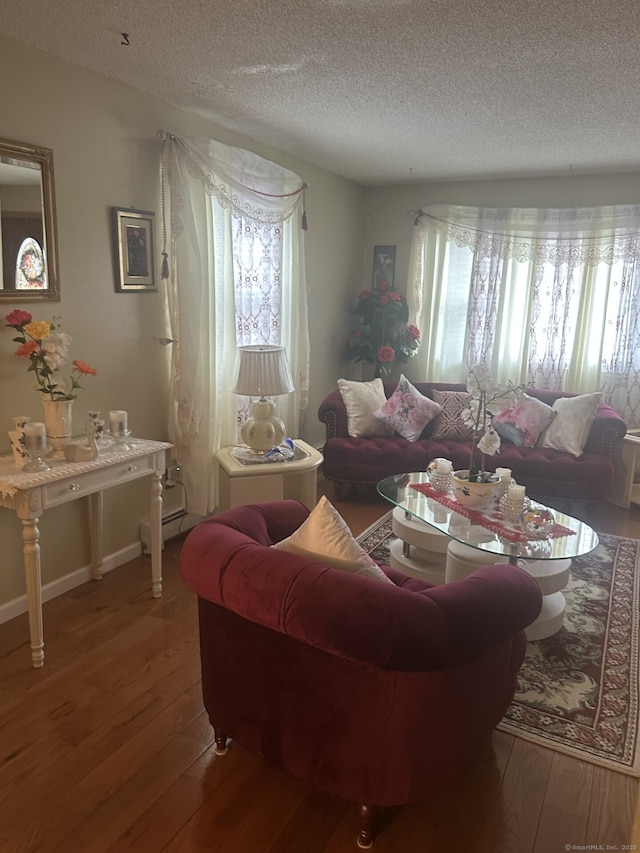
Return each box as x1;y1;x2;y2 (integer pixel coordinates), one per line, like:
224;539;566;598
138;510;203;554
0;542;141;626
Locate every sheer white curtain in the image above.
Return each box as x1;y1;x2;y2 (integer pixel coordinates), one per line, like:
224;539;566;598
159;132;310;516
408;203;640;426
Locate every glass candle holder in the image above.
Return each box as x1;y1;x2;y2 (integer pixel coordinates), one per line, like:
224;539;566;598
22;422;51;472
500;492;531;524
427;458;453;493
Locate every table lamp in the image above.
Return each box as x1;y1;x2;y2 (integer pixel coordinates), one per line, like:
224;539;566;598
231;345;295;456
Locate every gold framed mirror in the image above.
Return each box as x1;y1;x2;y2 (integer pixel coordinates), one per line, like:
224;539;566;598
0;137;60;302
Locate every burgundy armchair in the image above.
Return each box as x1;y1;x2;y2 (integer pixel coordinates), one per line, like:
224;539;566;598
180;500;542;848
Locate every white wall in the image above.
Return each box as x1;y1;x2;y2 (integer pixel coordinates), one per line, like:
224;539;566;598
0;33;364;609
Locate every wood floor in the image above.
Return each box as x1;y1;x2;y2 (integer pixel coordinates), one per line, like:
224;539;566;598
1;485;640;852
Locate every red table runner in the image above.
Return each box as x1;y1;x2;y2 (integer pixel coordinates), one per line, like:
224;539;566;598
409;481;576;544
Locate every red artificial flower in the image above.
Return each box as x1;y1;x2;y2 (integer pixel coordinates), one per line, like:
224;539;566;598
72;359;98;376
408;325;420;341
15;340;39;358
377;345;396;363
357;290;372;300
5;309;32;327
376;279;392;292
379;294;389;305
387;291;403;302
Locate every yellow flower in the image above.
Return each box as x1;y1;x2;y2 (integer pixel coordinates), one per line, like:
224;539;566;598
23;320;52;341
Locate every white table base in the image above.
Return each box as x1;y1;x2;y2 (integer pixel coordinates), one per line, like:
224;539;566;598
389;507;447;584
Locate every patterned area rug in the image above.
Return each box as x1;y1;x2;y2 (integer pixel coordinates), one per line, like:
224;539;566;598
357;511;640;775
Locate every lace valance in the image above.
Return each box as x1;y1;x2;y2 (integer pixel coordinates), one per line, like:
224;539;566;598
159;131;307;225
414;203;640;268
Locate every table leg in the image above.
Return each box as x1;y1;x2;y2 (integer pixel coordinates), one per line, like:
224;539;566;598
149;472;163;598
90;491;104;580
21;516;44;668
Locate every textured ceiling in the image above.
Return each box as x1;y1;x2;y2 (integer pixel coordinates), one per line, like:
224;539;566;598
1;0;640;186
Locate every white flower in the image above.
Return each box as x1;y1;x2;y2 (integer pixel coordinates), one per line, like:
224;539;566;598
467;364;495;395
477;427;501;456
42;331;72;370
462;396;481;429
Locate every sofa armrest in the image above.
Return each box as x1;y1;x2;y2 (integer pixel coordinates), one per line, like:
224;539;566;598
583;402;627;457
318;389;350;440
417;566;542;664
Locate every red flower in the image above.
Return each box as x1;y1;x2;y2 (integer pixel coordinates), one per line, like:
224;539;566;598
377;345;396;363
5;309;32;328
72;359;98;376
387;291;403;302
357;290;372;300
376;279;392;292
15;340;39;358
408;325;420;341
379;294;389;305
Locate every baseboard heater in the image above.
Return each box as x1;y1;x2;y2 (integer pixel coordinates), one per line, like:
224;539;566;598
139;509;202;553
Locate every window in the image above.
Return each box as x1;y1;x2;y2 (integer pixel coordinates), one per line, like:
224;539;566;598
408;204;640;428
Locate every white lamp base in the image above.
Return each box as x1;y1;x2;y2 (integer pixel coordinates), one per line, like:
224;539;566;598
240;398;286;454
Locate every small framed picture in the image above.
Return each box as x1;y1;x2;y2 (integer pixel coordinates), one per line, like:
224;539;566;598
112;207;157;292
372;245;396;288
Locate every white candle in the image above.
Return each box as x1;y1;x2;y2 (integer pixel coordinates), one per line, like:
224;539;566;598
436;458;453;473
508;483;526;500
495;467;512;481
24;422;46;451
109;410;128;435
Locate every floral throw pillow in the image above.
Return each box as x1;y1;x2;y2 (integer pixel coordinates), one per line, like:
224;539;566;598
430;390;474;441
373;374;442;441
492;394;556;447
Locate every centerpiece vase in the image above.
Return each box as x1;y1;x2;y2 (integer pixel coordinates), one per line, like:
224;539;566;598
451;469;503;509
42;399;73;459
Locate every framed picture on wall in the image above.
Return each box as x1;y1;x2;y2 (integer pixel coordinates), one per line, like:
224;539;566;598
372;245;396;288
112;207;157;292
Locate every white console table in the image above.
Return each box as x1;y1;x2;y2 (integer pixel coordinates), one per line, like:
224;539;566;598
0;438;172;668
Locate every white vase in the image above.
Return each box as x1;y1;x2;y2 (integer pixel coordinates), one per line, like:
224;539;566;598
42;399;73;459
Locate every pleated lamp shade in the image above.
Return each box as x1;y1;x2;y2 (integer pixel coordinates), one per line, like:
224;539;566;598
231;345;295;398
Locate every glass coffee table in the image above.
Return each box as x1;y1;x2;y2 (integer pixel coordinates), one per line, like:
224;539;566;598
377;472;600;640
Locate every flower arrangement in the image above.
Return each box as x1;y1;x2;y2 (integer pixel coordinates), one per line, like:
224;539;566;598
462;365;524;482
5;309;97;401
346;279;420;377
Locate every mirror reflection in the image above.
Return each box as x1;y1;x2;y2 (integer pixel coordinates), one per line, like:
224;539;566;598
0;137;59;301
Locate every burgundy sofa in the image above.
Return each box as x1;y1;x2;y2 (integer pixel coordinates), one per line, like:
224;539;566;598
318;382;627;504
180;500;542;847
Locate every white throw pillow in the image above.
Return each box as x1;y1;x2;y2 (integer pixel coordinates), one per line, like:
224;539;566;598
538;392;601;457
373;374;442;441
337;378;394;438
273;495;393;583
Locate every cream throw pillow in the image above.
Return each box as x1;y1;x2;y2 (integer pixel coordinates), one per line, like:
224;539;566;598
538;392;601;457
337;378;394;438
273;495;393;583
